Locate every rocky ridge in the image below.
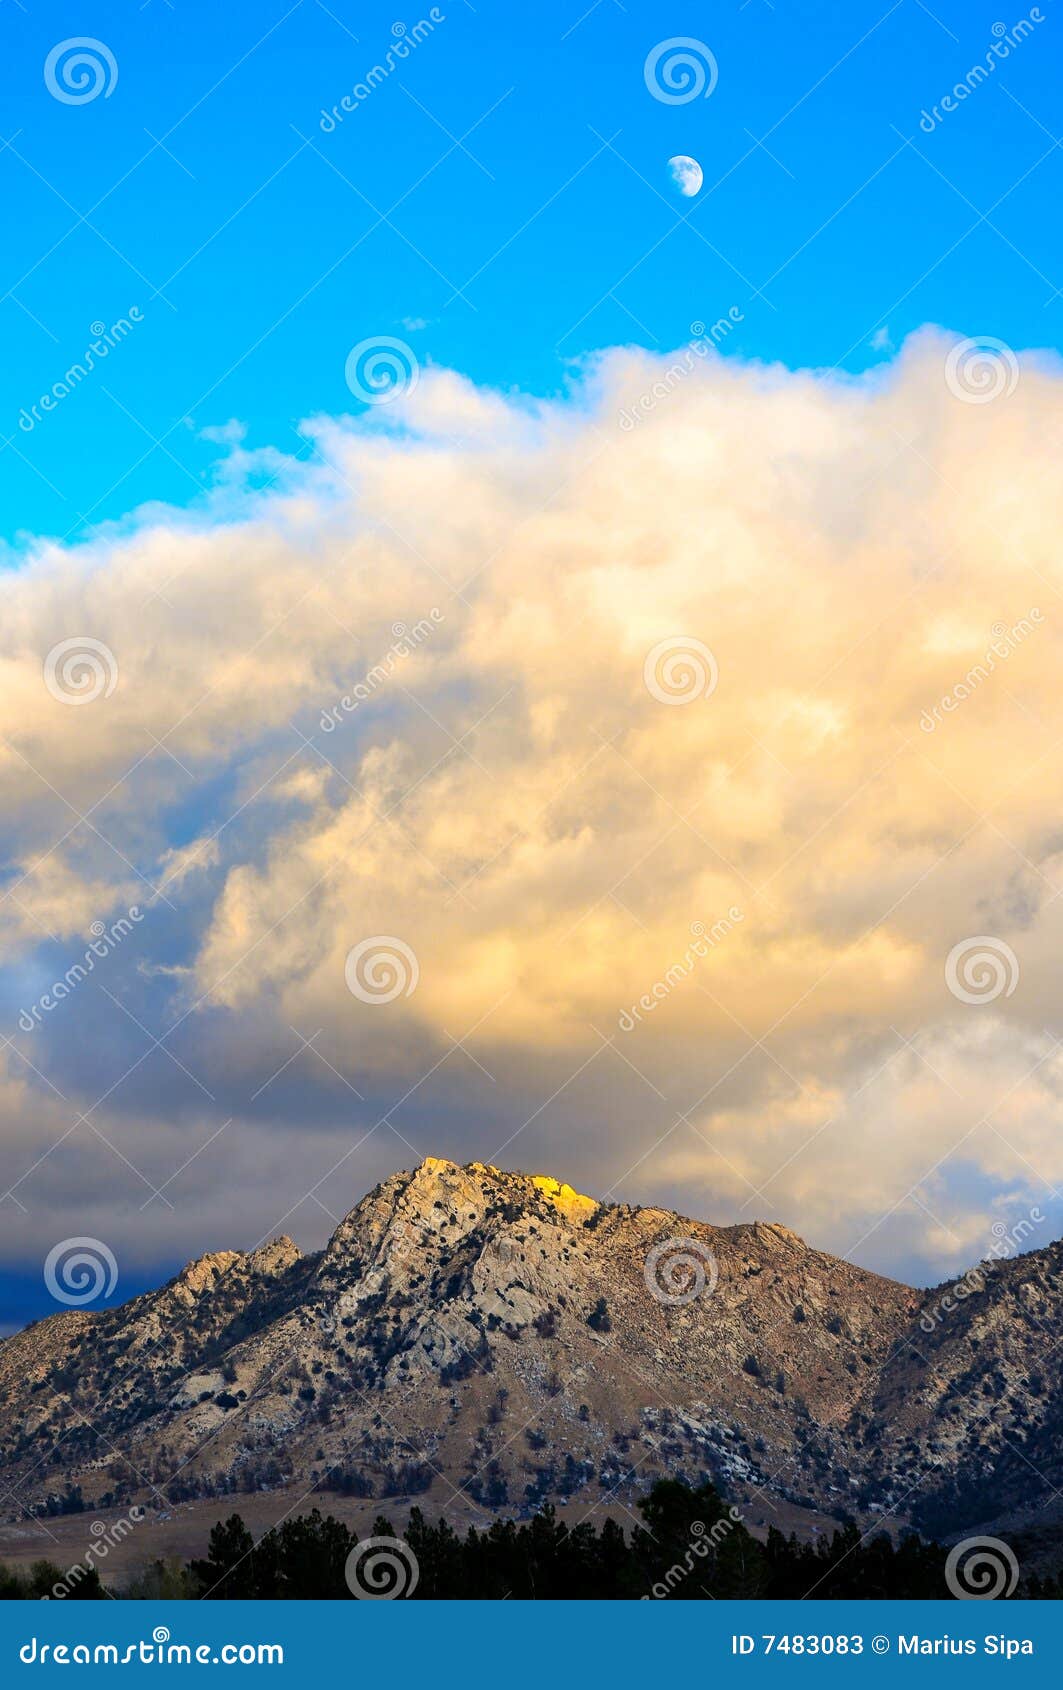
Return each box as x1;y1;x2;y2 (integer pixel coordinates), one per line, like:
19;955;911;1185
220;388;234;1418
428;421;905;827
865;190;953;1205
0;1157;1059;1540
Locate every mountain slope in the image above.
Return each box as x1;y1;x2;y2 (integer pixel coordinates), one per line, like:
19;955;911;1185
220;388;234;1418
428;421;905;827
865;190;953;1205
0;1158;1057;1542
854;1238;1063;1536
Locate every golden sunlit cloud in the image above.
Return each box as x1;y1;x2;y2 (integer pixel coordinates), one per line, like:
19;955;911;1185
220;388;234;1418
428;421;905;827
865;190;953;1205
3;327;1063;1274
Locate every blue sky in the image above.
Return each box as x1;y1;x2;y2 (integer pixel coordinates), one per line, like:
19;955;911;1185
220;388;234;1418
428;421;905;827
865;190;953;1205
3;0;1063;543
3;0;1063;1330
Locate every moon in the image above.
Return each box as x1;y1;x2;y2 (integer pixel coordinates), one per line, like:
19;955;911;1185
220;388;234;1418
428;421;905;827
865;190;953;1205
668;155;703;198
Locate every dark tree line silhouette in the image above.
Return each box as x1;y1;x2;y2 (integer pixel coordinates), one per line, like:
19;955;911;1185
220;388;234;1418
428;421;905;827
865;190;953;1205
2;1480;1058;1599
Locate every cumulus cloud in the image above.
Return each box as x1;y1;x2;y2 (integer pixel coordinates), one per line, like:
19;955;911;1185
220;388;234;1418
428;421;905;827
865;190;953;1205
2;327;1063;1287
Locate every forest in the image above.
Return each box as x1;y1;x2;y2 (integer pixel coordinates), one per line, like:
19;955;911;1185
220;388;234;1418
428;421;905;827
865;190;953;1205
2;1480;1056;1600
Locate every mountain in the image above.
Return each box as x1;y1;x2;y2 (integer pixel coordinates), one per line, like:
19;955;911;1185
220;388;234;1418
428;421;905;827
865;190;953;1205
0;1157;1059;1549
858;1237;1063;1539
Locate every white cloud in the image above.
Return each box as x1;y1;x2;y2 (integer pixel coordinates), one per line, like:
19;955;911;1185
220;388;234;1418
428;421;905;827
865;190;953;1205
2;329;1063;1281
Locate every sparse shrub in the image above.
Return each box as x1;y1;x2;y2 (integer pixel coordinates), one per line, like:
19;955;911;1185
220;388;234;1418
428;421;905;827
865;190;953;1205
587;1297;611;1333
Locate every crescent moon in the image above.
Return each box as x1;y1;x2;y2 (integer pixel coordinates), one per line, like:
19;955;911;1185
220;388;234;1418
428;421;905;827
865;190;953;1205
668;155;704;198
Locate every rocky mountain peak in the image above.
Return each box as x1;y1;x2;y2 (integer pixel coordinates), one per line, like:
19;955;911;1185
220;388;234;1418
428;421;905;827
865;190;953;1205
246;1236;301;1276
2;1159;1060;1547
174;1250;243;1299
529;1174;598;1220
394;1155;599;1220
